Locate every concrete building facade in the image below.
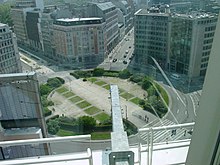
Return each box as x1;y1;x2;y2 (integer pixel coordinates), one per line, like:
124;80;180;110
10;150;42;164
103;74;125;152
52;18;106;69
0;23;22;74
170;12;218;80
133;7;171;69
87;2;119;53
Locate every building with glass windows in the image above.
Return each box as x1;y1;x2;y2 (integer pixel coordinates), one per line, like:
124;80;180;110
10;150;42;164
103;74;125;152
52;17;106;69
0;23;22;74
170;12;218;80
133;7;171;70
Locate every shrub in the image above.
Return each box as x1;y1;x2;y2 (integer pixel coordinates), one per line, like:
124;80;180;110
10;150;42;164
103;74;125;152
47;77;63;88
40;84;52;96
70;72;80;79
93;68;105;76
119;69;132;79
43;107;52;117
47;119;60;135
129;74;144;83
141;77;152;90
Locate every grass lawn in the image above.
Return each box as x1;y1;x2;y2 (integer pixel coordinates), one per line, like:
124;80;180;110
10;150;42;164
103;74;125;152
56;87;69;94
130;97;143;105
94;80;107;86
103;84;110;90
84;106;101;115
154;83;169;105
76;100;91;109
62;91;75;98
94;112;110;122
91;132;111;140
56;129;77;136
119;88;125;94
120;92;134;100
88;77;97;83
69;96;83;103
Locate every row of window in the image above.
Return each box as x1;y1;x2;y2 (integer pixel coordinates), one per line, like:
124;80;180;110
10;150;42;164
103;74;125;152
0;40;13;47
0;46;15;54
203;45;212;50
205;26;216;32
201;62;208;68
203;38;213;45
202;51;210;57
201;57;209;63
197;18;217;25
204;32;215;38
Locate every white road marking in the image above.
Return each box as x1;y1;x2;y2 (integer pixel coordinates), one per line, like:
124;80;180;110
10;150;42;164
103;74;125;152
190;94;197;116
177;109;179;114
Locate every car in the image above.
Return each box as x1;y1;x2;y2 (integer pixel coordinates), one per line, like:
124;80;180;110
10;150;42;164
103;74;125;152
124;55;127;58
129;46;131;48
170;73;180;80
125;50;129;54
113;58;117;63
123;60;128;64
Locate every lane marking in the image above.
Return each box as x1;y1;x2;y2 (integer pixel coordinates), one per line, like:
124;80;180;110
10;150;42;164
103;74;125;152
190;95;197;116
177;109;179;114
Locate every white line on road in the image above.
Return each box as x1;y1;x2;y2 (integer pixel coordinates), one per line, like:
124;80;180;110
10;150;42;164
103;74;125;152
190;95;197;116
177;109;179;114
185;111;187;115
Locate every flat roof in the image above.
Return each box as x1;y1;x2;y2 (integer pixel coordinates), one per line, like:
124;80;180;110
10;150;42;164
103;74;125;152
54;17;103;26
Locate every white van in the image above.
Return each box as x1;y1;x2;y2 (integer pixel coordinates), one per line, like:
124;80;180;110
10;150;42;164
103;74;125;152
125;50;129;54
171;73;180;80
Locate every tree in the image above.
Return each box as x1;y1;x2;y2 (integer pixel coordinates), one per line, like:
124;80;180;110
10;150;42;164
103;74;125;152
119;69;131;79
147;86;156;96
77;116;96;131
47;77;62;88
139;99;145;106
47;119;60;135
0;4;13;27
40;84;52;96
142;77;152;90
129;74;144;83
93;68;105;76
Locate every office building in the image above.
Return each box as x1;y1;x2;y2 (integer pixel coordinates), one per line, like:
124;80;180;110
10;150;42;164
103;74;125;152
52;17;106;69
40;5;73;59
133;7;171;69
11;0;44;47
87;2;119;53
170;12;218;80
0;72;49;159
0;23;22;74
133;7;218;81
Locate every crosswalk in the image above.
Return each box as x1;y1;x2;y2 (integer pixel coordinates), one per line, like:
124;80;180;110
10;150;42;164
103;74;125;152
140;119;192;143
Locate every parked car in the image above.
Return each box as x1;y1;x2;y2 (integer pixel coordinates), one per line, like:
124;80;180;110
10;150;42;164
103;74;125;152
123;60;128;64
113;58;117;63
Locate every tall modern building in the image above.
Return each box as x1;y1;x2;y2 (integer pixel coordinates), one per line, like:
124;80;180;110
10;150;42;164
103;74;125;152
0;72;49;159
11;0;44;47
87;2;119;53
52;18;106;69
170;12;218;80
133;7;218;81
133;7;171;69
0;23;22;74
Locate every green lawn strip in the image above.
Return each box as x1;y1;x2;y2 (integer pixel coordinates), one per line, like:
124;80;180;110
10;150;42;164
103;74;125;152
130;97;143;105
154;83;169;105
69;96;83;103
103;84;110;90
84;106;101;115
62;91;75;98
94;112;110;122
87;77;98;83
91;132;111;140
56;129;77;136
94;80;107;86
76;100;92;109
56;87;69;94
119;88;125;94
120;92;135;100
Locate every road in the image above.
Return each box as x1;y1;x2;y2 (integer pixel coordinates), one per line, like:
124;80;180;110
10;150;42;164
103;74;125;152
99;28;134;71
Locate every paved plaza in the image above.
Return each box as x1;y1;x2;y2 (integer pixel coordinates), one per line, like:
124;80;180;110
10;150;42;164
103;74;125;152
48;77;158;128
